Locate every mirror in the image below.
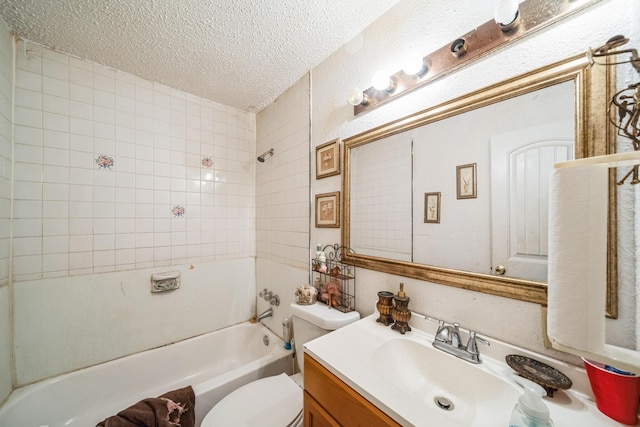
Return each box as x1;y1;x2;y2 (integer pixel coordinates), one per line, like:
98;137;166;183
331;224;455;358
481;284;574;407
342;54;616;307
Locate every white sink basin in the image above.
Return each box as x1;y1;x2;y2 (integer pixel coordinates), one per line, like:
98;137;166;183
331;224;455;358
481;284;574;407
371;338;519;426
304;314;617;426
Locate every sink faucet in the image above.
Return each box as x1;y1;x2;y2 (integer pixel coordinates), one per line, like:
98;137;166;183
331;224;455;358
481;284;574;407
432;320;490;364
256;308;273;322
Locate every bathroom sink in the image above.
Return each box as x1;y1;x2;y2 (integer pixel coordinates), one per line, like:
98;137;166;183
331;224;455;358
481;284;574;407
304;314;612;426
371;338;519;426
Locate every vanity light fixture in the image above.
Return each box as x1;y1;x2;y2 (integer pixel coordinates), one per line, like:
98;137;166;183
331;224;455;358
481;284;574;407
347;88;368;106
494;0;521;32
372;70;396;92
402;56;429;77
350;0;599;115
450;38;469;58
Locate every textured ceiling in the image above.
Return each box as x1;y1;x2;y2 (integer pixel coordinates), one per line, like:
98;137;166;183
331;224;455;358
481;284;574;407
0;0;400;112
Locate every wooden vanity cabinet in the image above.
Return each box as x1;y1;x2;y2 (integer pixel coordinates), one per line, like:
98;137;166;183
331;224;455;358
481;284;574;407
304;353;402;427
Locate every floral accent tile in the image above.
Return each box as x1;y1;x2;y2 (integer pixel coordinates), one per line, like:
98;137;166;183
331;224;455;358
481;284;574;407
95;154;114;170
201;156;214;168
172;205;185;217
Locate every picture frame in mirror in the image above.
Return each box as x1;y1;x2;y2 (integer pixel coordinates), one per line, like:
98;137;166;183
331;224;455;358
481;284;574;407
456;163;477;199
424;192;441;223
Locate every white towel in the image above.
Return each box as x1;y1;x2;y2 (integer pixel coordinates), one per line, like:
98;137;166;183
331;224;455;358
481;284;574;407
547;164;608;353
547;152;640;372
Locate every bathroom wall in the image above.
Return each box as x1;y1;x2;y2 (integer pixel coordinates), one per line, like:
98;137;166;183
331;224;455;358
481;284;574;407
0;17;13;405
309;0;640;360
10;39;257;385
255;74;310;335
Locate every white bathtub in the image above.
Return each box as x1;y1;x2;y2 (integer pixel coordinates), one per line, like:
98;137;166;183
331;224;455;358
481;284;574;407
0;322;293;427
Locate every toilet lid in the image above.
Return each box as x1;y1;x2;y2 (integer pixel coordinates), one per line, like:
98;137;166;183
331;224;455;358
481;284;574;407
201;373;302;427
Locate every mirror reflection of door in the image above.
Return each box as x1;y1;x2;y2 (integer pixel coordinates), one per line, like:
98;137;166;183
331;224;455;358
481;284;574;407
490;120;574;281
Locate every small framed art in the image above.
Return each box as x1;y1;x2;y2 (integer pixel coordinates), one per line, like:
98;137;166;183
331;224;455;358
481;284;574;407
315;191;340;228
424;192;441;223
316;138;340;179
456;163;477;199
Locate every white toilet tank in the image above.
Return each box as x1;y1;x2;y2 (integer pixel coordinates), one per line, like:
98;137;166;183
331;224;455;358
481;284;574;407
289;302;360;373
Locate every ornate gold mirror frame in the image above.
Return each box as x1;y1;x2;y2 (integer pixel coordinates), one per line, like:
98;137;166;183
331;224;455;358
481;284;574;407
342;53;617;313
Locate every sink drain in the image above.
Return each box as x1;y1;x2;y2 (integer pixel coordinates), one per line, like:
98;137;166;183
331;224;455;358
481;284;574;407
434;396;454;411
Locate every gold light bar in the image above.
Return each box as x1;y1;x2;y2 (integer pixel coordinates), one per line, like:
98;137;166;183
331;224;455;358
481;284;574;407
354;0;601;115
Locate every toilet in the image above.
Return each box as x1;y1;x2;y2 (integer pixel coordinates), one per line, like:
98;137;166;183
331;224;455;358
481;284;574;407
201;302;360;427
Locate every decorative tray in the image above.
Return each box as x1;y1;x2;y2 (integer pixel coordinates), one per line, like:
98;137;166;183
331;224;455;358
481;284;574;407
505;354;573;397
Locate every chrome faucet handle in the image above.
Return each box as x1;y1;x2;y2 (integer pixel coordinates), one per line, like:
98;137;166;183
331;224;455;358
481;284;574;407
465;331;490;354
434;320;449;343
450;323;462;348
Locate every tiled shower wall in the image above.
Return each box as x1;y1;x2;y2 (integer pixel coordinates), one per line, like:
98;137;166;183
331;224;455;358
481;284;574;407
0;19;13;405
254;74;310;334
3;38;258;385
12;39;255;281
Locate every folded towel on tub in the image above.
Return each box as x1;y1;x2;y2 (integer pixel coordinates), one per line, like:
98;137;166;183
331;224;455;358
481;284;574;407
96;385;195;427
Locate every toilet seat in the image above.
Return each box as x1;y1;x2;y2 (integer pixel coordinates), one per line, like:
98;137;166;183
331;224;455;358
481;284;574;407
201;373;303;427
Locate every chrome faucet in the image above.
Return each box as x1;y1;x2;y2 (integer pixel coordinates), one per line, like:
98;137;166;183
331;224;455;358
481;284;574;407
256;308;273;322
432;320;490;364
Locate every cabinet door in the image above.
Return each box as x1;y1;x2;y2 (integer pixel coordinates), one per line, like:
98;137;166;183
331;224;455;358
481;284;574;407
304;391;341;427
304;354;402;427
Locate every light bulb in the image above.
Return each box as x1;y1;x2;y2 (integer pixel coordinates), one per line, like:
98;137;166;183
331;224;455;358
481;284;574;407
494;0;519;26
347;88;365;106
402;56;427;76
372;71;394;91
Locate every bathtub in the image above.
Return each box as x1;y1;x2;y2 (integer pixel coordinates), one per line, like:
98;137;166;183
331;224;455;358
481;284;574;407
0;322;293;427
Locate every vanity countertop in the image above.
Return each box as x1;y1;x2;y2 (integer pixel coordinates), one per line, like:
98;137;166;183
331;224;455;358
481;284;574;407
304;312;633;427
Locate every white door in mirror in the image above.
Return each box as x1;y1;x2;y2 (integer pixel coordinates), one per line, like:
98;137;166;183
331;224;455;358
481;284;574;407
491;120;573;282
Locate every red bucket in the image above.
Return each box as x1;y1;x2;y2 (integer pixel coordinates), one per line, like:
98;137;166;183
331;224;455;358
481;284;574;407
583;358;640;425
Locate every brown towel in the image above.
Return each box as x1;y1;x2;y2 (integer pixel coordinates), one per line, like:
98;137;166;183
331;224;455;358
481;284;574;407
96;385;195;427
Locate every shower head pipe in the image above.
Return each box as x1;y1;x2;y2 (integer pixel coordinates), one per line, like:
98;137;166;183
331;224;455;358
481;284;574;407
257;148;274;162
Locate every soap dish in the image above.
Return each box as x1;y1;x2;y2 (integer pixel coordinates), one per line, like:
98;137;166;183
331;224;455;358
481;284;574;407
505;354;573;397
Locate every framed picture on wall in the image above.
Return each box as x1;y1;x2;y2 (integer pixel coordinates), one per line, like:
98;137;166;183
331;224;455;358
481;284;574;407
315;191;340;228
456;163;477;199
316;138;341;179
424;192;441;223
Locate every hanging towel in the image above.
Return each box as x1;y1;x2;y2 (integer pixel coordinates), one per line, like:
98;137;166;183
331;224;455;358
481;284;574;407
547;163;609;353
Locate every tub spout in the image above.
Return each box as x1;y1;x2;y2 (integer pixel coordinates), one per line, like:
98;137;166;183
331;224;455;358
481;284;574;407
256;308;273;322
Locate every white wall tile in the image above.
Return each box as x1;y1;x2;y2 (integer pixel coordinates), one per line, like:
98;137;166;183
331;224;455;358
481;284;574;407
13;255;42;277
70;66;93;87
69;219;93;236
69;134;93;152
15;106;42;128
70;117;93;136
70;83;93;103
43;165;69;183
42;58;69;81
43;218;69;236
13;219;42;237
14;200;42;218
44;130;69;149
15;125;43;146
42;253;69;273
14;180;42;201
43;77;69;98
13;237;42;256
16;70;42;92
15;88;42;110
